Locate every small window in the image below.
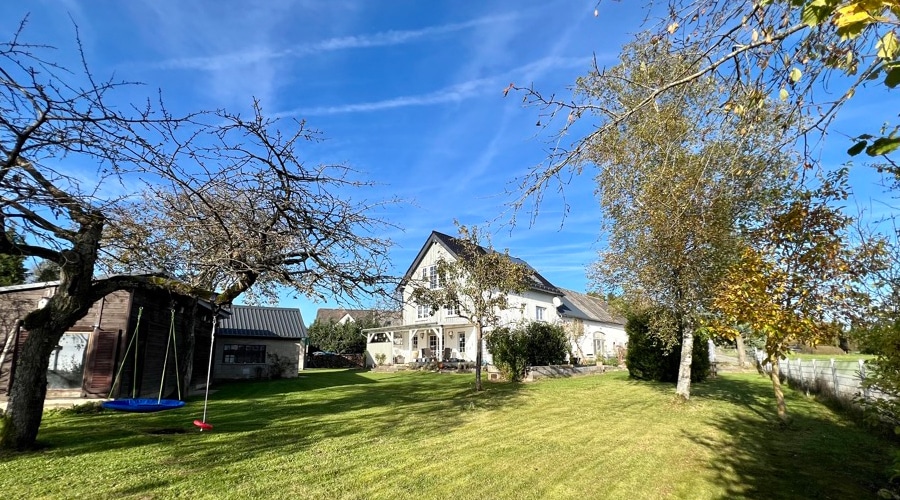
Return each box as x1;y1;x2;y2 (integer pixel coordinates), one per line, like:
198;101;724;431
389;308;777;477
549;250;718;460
417;303;431;319
223;344;266;364
421;265;440;289
458;332;466;353
413;335;419;349
446;302;460;316
536;306;546;321
429;334;438;353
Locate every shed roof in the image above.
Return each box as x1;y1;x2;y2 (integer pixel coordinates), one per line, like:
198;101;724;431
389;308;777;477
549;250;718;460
219;305;307;339
557;289;625;325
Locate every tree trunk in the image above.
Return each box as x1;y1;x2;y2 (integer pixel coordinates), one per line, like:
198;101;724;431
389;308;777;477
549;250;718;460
1;298;89;450
675;326;693;400
180;299;198;396
769;357;790;424
735;335;747;368
474;323;483;391
2;225;102;450
0;323;58;449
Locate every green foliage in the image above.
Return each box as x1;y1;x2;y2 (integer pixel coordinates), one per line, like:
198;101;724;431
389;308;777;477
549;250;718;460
31;259;59;282
487;322;569;382
307;317;380;354
486;326;529;382
625;310;709;384
522;322;568;366
0;230;26;286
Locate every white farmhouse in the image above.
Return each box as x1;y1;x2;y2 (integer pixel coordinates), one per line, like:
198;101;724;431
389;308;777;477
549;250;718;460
364;231;626;368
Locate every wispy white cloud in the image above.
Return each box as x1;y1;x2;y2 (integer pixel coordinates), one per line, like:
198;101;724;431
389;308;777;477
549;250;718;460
154;14;517;71
281;78;495;116
279;55;591;118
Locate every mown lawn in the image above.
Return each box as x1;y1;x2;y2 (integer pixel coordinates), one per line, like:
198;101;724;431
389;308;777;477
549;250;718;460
0;369;894;499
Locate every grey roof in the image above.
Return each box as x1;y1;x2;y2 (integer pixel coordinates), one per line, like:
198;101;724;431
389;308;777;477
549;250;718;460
401;230;561;295
314;308;400;325
557;289;625;325
219;305;308;339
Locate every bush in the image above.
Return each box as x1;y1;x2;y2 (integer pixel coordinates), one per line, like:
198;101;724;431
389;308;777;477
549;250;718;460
625;310;709;384
487;326;527;381
523;322;568;366
487;322;569;382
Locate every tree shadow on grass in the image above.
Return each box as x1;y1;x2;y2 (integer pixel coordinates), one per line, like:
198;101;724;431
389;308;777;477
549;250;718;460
6;368;527;476
689;375;895;499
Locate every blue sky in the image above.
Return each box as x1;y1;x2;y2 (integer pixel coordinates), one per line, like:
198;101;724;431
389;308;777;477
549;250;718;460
3;1;895;325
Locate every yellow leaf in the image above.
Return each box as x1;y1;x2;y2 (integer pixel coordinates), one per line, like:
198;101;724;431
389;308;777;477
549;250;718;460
779;88;789;101
790;67;802;83
667;22;679;34
878;31;899;61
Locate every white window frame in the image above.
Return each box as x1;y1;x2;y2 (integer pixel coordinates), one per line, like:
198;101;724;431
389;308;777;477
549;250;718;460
446;302;460;316
458;332;466;353
417;303;431;319
536;306;546;321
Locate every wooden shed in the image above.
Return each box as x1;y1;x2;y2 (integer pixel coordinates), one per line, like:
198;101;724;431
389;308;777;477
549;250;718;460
0;281;217;401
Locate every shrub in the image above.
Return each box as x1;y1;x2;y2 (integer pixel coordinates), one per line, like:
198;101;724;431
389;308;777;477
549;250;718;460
523;322;568;366
487;326;528;381
487;322;569;381
625;310;709;384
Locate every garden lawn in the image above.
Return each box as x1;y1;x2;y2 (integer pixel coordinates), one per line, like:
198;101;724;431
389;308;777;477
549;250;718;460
0;369;894;499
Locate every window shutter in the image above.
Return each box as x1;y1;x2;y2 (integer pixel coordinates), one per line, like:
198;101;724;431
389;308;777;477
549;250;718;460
83;330;120;396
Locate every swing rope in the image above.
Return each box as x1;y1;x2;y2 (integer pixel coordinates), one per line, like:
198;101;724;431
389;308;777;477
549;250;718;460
104;305;185;412
107;307;143;400
197;313;218;429
157;306;182;403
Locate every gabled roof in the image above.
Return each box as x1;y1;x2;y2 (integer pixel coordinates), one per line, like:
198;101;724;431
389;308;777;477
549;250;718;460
556;289;625;325
219;305;307;339
401;230;561;295
314;308;400;325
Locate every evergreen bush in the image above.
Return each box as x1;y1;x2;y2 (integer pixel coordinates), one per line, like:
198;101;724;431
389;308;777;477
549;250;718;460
625;310;709;384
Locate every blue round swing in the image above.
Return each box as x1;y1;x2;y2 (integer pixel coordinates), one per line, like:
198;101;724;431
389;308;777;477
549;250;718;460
103;307;185;413
102;398;185;413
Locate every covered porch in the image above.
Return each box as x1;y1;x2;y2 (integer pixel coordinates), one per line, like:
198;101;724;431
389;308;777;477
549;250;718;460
363;322;479;368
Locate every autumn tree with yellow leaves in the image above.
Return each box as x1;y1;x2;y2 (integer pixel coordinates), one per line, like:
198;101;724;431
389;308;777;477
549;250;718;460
711;169;870;422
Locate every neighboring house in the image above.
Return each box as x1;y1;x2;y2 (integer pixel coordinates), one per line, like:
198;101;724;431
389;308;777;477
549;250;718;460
314;308;401;326
0;280;216;401
215;305;308;380
363;230;627;367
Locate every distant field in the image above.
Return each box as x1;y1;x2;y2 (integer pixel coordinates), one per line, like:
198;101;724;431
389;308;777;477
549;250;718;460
0;369;894;499
718;347;875;362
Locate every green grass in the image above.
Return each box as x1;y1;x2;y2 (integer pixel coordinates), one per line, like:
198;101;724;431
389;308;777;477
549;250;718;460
0;369;894;499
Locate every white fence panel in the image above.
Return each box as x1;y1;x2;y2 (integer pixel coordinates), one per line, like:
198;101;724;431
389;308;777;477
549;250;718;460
752;348;884;402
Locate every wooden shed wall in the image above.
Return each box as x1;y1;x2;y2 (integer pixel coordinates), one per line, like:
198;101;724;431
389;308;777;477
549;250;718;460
0;286;213;401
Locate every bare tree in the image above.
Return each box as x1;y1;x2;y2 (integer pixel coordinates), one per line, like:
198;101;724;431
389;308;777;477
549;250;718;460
0;20;395;450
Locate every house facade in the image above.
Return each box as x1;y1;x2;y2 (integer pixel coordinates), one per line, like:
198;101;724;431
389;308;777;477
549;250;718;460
363;231;627;367
215;305;308;380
